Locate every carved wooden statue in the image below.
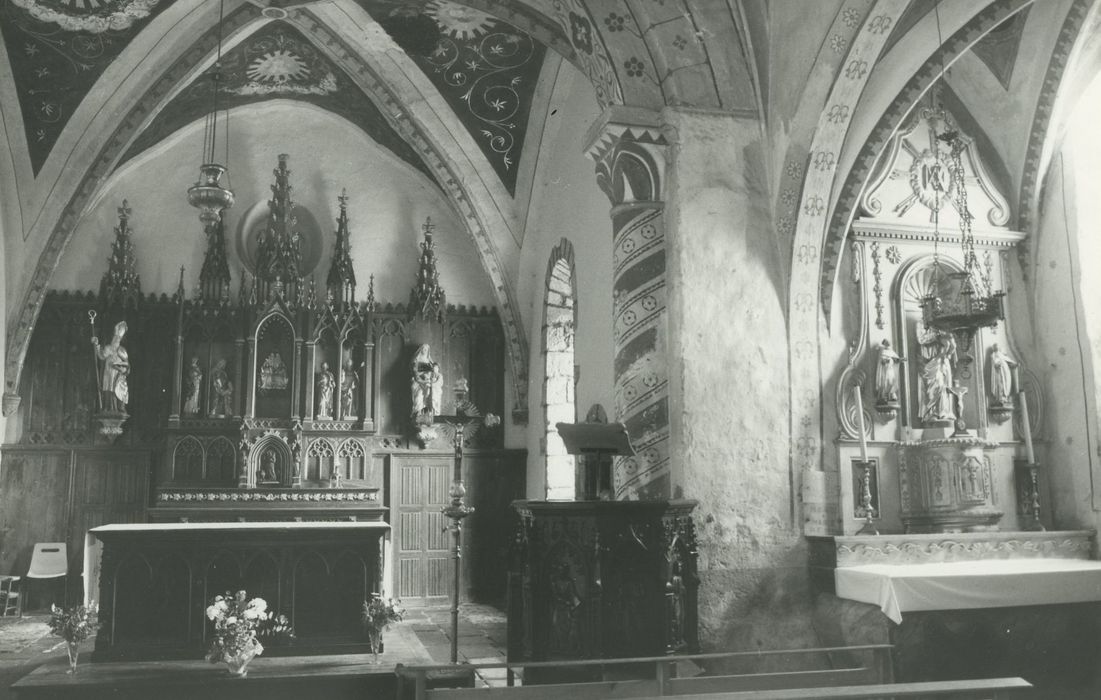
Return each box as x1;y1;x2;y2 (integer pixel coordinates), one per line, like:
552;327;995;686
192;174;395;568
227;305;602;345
874;339;903;407
989;343;1017;407
317;362;336;419
183;357;203;416
411;344;443;422
341;359;358;419
209;359;233;417
919;326;957;425
92;320;130;413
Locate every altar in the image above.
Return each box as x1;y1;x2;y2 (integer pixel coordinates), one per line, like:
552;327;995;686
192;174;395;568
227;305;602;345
810;531;1101;690
86;522;389;661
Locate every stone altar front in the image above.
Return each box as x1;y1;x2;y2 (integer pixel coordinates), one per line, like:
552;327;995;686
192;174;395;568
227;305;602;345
86;522;389;661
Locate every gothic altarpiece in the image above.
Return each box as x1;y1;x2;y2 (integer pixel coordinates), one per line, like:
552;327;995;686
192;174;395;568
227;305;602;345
6;155;519;609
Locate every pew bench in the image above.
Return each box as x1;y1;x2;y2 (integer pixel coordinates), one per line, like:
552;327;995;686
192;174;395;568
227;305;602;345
421;677;1031;700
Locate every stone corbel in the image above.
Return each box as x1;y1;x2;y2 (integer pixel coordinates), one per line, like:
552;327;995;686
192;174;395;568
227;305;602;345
1;393;20;417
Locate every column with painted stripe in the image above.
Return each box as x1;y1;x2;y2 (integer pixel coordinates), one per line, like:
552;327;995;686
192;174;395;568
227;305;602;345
587;117;670;500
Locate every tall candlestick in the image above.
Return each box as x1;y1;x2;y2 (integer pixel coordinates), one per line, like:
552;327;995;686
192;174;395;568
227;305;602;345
1019;390;1036;464
853;386;869;462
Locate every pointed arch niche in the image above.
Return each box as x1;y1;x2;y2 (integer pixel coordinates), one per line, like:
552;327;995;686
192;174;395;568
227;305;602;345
543;239;577;500
831;104;1030;534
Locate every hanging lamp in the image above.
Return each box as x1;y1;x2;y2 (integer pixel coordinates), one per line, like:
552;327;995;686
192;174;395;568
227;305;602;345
919;1;1004;363
187;0;235;226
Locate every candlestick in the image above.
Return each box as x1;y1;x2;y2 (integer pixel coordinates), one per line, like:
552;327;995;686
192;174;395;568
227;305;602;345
1019;390;1035;464
853;386;869;462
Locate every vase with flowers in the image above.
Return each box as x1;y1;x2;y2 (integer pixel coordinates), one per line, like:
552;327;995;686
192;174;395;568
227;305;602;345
48;604;98;674
361;593;404;663
205;590;294;677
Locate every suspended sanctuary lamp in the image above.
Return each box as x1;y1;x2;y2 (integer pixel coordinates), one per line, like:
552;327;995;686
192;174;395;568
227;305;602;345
919;2;1004;363
187;0;235;227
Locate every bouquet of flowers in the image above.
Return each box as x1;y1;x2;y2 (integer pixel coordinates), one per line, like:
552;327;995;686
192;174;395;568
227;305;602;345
48;604;98;673
361;593;404;661
205;591;294;675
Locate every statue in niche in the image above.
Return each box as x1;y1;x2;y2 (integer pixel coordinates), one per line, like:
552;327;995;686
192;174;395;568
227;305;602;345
260;352;288;391
259;448;280;483
91;320;130;413
341;359;358;419
989;343;1017;407
183;357;203;416
210;359;234;417
874;339;904;407
919;325;957;425
316;362;336;418
411;344;444;423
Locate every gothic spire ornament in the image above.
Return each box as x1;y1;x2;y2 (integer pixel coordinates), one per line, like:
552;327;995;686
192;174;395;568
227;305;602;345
326;188;357;310
409;217;446;323
252;154;304;304
100;200;142;310
199;212;232;303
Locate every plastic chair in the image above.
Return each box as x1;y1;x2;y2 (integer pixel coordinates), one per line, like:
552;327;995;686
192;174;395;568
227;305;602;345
26;543;67;610
27;543;67;580
0;575;20;617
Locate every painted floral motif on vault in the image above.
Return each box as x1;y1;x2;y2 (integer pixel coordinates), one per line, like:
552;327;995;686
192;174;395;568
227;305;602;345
119;22;434;184
0;0;171;173
363;0;546;196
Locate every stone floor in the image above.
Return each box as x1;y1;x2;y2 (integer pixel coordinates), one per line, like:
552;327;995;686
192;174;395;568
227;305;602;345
0;603;510;699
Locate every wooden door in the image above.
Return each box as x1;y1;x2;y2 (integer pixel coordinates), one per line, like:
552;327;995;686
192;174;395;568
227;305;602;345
391;454;452;606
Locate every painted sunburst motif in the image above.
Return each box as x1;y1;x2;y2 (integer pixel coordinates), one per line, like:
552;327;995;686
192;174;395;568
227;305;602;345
425;0;496;41
246;49;309;83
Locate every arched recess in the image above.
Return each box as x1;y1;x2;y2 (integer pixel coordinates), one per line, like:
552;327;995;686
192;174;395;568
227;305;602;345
542;238;577;500
788;0;1028;523
2;5;532;422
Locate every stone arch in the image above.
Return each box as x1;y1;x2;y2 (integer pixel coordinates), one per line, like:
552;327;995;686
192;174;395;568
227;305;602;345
207;436;237;484
250;434;292;487
542;238;577;500
787;0;1024;528
2;5;531;422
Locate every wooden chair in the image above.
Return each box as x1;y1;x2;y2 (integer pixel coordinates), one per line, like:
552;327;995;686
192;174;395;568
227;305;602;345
0;575;21;617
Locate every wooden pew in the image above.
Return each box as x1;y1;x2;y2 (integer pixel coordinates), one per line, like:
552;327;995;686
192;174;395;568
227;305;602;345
423;677;1031;700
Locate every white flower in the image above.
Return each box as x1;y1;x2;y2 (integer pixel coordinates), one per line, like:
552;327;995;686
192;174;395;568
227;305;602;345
227;616;237;625
206;605;219;621
248;598;268;613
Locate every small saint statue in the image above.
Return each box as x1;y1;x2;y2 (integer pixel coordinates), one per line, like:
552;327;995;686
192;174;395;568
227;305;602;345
183;356;203;416
411;344;443;423
209;358;233;417
259;450;279;483
317;362;336;419
874;339;903;408
919;325;957;425
91;320;130;414
989;343;1017;407
341;359;358;419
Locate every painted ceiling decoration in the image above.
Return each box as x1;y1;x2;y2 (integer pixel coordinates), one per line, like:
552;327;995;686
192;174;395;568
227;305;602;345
363;0;547;196
0;0;172;173
118;21;437;185
970;6;1030;90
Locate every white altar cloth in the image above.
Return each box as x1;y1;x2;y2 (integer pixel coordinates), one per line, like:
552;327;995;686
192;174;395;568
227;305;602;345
835;558;1101;624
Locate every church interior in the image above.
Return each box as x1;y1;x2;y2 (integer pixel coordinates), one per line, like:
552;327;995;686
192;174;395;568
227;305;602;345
2;0;1101;697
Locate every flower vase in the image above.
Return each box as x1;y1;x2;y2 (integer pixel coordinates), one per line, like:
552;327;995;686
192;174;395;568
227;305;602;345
223;648;257;677
65;641;79;674
367;627;382;663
